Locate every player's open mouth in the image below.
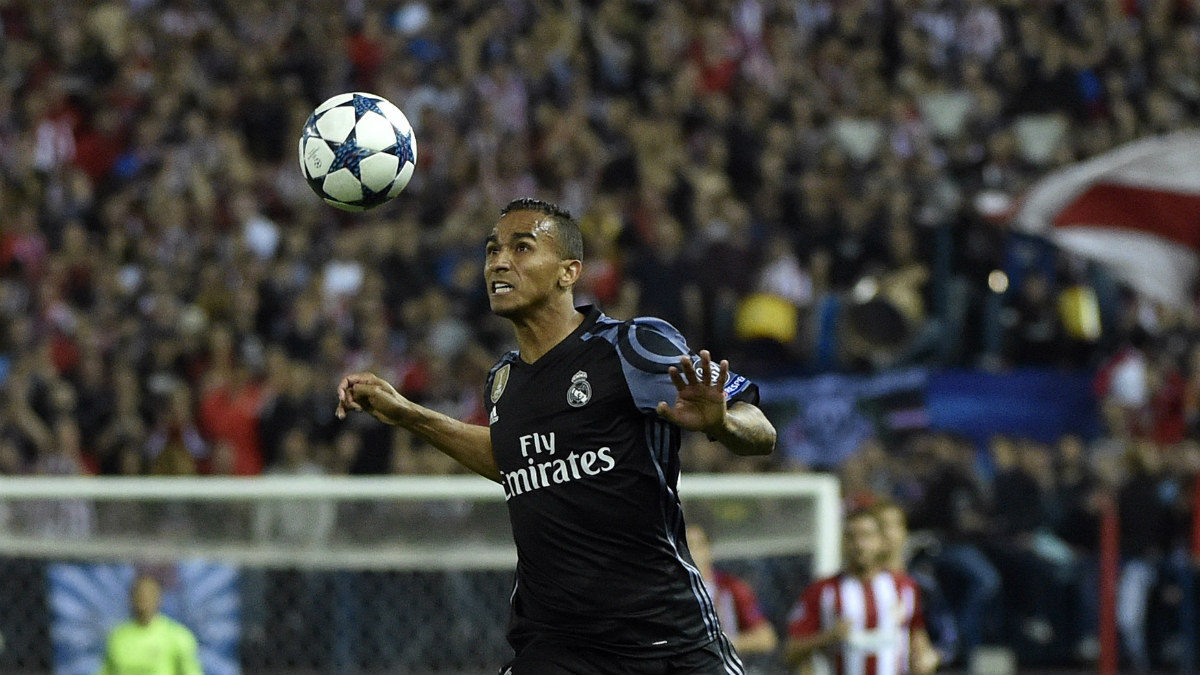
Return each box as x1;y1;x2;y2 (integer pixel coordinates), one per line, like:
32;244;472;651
492;282;514;295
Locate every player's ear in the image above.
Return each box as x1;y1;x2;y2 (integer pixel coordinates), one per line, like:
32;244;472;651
558;259;582;290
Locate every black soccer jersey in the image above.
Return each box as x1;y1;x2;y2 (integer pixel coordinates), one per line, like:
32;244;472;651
484;305;759;658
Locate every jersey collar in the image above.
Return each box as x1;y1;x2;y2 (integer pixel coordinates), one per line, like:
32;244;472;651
513;305;602;368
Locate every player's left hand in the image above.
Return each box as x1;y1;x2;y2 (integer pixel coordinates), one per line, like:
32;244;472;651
656;350;728;435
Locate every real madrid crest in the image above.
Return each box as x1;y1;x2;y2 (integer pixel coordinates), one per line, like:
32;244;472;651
566;370;592;408
491;364;511;403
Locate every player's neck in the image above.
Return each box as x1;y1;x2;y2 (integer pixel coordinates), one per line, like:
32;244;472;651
511;301;585;364
848;564;883;580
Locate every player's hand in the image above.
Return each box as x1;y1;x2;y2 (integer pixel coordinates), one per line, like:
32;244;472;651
336;372;411;426
656;350;728;436
828;619;851;646
911;643;940;674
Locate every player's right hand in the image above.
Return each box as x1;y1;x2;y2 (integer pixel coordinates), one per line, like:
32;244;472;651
828;619;851;646
336;372;410;426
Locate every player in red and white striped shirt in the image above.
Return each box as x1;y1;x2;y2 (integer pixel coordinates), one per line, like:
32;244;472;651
785;507;936;675
687;525;778;657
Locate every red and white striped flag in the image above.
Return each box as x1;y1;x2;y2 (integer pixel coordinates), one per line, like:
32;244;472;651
1014;132;1200;308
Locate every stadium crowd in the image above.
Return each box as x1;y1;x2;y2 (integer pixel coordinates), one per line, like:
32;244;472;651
3;0;1200;671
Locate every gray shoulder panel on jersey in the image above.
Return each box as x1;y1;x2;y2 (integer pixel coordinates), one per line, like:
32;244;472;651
584;314;755;413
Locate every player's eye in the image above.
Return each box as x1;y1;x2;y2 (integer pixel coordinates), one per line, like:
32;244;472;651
516;242;531;252
485;244;499;256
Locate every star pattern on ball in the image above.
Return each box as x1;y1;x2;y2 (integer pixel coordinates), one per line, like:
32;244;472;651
332;135;375;178
352;94;386;119
359;187;390;208
389;129;416;167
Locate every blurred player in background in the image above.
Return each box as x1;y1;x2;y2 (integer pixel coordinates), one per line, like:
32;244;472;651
337;198;777;675
785;508;935;675
872;500;949;672
687;524;779;671
98;575;203;675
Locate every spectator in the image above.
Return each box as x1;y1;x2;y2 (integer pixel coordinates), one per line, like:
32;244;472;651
1117;441;1172;673
986;437;1073;660
909;433;1001;663
253;428;333;546
1000;270;1063;367
144;385;206;476
196;327;266;476
1051;433;1105;663
627;216;699;339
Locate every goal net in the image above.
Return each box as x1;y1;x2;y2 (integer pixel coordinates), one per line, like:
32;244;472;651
0;473;839;675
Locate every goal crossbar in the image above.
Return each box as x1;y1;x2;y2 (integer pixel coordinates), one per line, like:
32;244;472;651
0;473;840;574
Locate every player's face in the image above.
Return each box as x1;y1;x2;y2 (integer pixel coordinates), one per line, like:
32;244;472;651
877;507;907;559
484;211;571;318
686;525;713;574
131;578;161;622
843;515;886;575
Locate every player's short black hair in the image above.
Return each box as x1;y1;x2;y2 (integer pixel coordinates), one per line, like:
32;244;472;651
500;198;583;261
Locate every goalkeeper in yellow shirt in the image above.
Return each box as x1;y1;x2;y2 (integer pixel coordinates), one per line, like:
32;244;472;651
98;575;203;675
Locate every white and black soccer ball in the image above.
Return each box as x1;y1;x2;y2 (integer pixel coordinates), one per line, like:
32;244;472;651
298;92;417;211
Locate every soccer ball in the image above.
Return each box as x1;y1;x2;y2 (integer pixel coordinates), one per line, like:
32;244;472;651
298;92;418;211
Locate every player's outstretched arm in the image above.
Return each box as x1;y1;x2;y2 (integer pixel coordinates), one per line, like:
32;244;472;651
785;619;850;667
733;620;779;655
655;350;776;456
337;372;501;483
